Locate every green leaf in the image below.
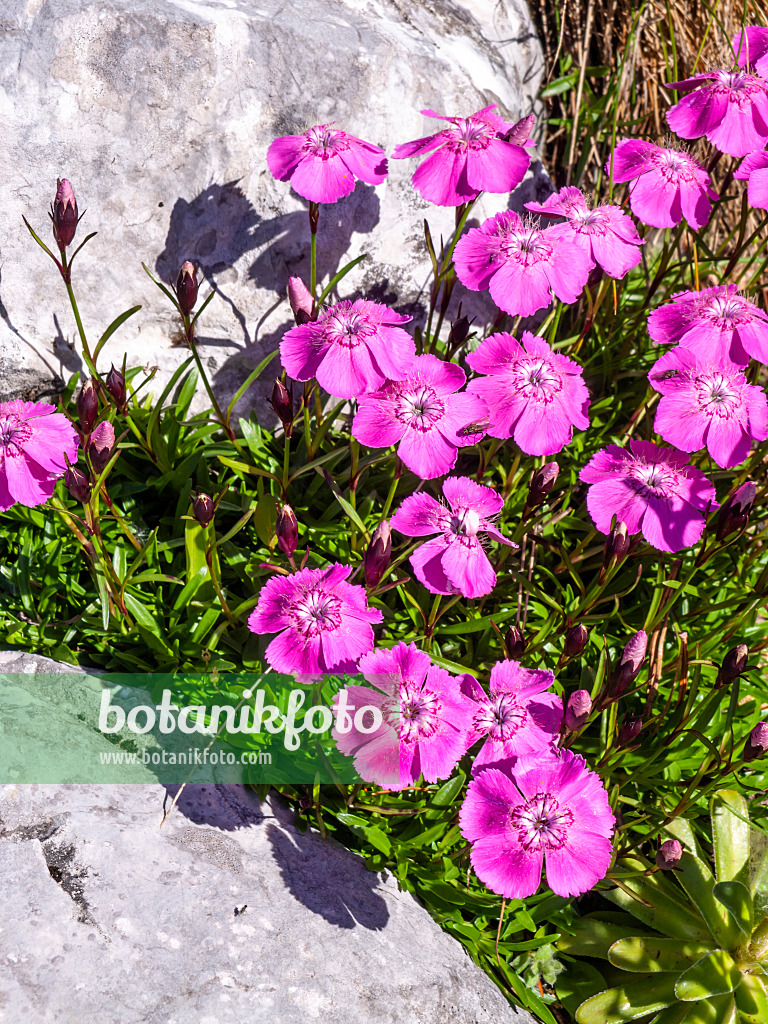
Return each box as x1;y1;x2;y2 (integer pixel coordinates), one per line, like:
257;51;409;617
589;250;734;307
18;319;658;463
317;252;368;304
734;972;768;1023
430;772;466;808
252;494;278;550
606;859;711;942
712;880;753;936
123;593;160;634
646;1005;692;1024
711;790;750;886
225;349;279;421
558;919;650;960
576;975;679;1024
664;835;741;950
93;305;141;363
674;949;743;1000
608;937;715;974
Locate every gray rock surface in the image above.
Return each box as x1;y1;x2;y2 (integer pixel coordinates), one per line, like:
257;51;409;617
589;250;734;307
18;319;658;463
0;0;546;416
0;782;535;1023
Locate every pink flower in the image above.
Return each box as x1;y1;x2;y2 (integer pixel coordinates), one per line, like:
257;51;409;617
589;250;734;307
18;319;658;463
281;299;415;399
649;348;768;469
466;331;590;455
525;186;644;278
266;124;387;204
0;400;79;512
248;564;383;677
390;476;514;599
332;641;475;791
459;749;615;898
391;106;532;207
462;660;562;771
453;211;592;317
608;139;717;230
647;285;768;364
735;150;768;211
732;26;768;77
579;439;718;553
352;354;487;479
666;72;768;158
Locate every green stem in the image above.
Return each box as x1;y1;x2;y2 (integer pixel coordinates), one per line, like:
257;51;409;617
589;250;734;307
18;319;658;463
380;469;400;520
61;251;97;377
184;313;236;442
309;202;319;299
282;432;291;497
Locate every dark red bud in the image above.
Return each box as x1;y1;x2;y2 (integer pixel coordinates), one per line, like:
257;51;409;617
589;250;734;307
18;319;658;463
613;630;648;693
269;378;294;437
565;689;591;731
192;493;214;527
364;520;391;588
52;178;78;249
447;314;472;349
504;626;526;661
744;722;768;762
717;481;756;542
506;113;535;146
105;365;127;409
176;261;199;316
717;644;748;687
618;715;643;746
276;503;299;557
77;378;99;434
87;421;116;474
527;462;559;511
64;462;91;503
564;623;589;659
656;839;682;870
603;521;629;571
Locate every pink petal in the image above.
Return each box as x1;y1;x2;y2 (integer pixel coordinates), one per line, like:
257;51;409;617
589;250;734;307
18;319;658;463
352;394;404;448
489;259;552;317
391;132;444;159
629;171;683;229
705;416;752;469
545;829;613;897
453;227;501;292
640;494;705;552
545;235;593;303
441;537;497;598
653;392;708;452
316;337;377;398
747;166;768;211
411;148;476;206
465;138;529;194
410;537;455;595
459;767;522;840
608;139;658;181
465;332;523;375
3;454;53;508
471;835;544;898
368;326;416;382
586;477;647;535
266;135;305;180
666;86;728;142
339;138;388;185
390;492;449;536
281;323;325;382
442;475;503;517
289;155;356;204
398;424;457;479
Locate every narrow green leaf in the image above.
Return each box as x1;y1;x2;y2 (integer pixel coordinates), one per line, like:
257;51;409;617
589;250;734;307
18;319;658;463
141;261;181;312
711;790;750;886
22;215;62;267
606;859;711;942
252;494;277;550
674;949;742;1000
171;565;210;612
225;348;279;420
93;305;141;362
712;880;753;936
646;1004;691;1024
608;937;715;974
431;772;466;808
576;975;679;1024
189;288;215;329
317;252;368;304
123;593;160;634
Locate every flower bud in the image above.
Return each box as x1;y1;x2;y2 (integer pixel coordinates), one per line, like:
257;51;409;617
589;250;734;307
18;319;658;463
87;421;116;475
506;113;535;146
504;626;526;661
447;314;472;349
716;481;756;542
52;178;78;249
269;378;294;437
364;520;392;588
287;277;314;325
192;492;214;527
614;630;648;692
565;689;591;731
717;644;748;687
618;715;643;746
77;378;99;434
176;261;198;316
64;462;91;503
564;623;589;659
276;503;299;557
603;521;629;572
656;839;682;871
526;462;559;511
744;722;768;762
105;365;127;409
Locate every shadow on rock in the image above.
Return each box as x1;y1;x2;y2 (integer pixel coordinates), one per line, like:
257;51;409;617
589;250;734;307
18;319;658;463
163;783;268;831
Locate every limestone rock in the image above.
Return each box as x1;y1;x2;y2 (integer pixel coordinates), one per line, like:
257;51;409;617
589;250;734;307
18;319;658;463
0;0;546;416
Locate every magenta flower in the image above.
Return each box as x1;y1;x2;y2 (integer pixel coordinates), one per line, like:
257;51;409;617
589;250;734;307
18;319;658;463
248;564;383;678
266;124;387;204
466;330;590;456
332;642;475;791
649;348;768;469
580;439;718;553
666;72;768;158
735;150;768;211
608;140;717;230
453;211;592;317
647;285;768;365
0;400;79;512
462;660;562;771
391;105;532;207
281;299;415;399
390;476;514;599
459;749;615;898
352;354;487;479
732;26;768;77
525;186;644;278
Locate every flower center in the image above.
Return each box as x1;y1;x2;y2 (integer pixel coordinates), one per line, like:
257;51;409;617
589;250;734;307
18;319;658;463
395;384;445;431
629;460;678;497
696;371;742;417
501;228;552;264
570;207;605;232
323;307;375;349
656;149;693;182
510;793;573;851
443;117;494;152
386;681;443;744
449;508;481;538
473;691;527;742
303;125;348;159
291;589;343;638
713;70;757;95
0;414;31;456
510;358;561;401
704;294;751;328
